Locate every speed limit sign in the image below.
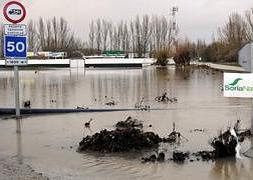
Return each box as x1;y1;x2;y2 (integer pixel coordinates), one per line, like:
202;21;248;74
4;35;27;65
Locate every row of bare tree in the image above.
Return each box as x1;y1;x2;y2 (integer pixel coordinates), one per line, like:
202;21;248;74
28;17;82;55
0;7;252;61
168;7;253;65
193;8;253;63
0;17;82;58
0;15;176;58
88;15;176;57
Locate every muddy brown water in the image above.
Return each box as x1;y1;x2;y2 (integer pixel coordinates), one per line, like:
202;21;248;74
0;66;253;180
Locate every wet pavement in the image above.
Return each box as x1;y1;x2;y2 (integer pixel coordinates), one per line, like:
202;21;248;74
0;66;253;180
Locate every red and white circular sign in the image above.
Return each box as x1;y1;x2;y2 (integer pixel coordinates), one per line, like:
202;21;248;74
3;1;26;24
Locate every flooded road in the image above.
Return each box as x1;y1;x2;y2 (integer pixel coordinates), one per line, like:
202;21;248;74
0;66;252;180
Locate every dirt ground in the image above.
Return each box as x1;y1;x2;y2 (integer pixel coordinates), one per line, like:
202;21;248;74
0;156;48;180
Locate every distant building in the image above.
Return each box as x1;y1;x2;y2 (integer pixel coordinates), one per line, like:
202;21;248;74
27;51;67;59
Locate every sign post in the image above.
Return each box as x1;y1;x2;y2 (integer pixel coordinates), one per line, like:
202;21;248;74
3;1;27;133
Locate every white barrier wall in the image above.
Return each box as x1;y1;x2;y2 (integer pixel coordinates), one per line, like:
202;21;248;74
70;59;85;68
27;59;70;65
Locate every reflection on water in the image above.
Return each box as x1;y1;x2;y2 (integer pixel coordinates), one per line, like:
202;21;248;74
0;66;253;180
210;158;251;180
16;131;23;165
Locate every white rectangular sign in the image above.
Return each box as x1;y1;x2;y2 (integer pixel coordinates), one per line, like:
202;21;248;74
4;24;27;36
5;59;27;66
224;73;253;98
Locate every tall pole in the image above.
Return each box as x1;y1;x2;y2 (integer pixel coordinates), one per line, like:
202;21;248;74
14;65;21;133
170;6;178;48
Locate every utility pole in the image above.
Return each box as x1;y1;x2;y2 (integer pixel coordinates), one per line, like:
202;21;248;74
171;6;178;45
169;6;179;49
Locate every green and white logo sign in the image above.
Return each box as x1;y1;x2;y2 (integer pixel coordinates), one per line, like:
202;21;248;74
224;73;253;98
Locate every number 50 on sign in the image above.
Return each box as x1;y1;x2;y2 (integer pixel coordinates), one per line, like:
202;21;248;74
4;35;27;59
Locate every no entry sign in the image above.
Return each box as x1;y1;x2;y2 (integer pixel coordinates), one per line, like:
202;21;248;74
3;1;26;24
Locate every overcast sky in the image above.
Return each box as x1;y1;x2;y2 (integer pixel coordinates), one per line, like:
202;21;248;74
1;0;253;42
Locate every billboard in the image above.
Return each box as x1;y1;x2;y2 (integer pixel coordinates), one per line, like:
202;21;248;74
224;73;253;98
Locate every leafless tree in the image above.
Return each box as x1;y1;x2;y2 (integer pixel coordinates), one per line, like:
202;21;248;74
245;8;253;41
142;15;152;56
31;17;82;56
86;14;176;56
28;20;38;52
52;16;58;49
108;22;113;50
95;19;102;51
130;21;135;53
89;20;95;49
59;17;69;49
113;26;118;50
122;22;130;52
117;21;124;50
135;16;142;57
218;13;247;46
45;19;52;50
38;17;45;50
101;20;109;51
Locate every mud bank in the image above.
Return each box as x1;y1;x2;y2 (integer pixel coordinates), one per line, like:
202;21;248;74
0;156;49;180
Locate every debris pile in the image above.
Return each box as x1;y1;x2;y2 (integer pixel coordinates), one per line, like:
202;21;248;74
193;151;215;161
78;128;161;153
105;100;116;106
78;118;184;153
172;151;189;162
76;106;89;110
237;129;252;142
141;152;165;163
84;118;93;128
190;129;207;133
192;128;252;161
210;129;237;158
162;122;187;143
115;116;143;129
155;92;177;103
104;96;117;106
134;98;150;111
78;117;162;153
142;121;252;163
23;100;31;108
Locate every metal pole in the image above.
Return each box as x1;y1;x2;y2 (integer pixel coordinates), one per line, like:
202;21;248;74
14;65;21;133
